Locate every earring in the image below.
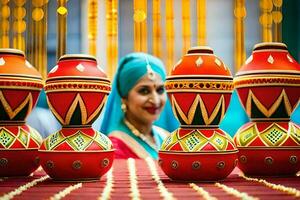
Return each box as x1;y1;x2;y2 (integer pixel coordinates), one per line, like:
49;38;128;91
121;102;127;113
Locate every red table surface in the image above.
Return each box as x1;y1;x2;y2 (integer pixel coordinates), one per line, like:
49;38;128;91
0;159;299;200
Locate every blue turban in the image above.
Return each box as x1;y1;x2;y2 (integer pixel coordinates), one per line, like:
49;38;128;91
100;52;179;135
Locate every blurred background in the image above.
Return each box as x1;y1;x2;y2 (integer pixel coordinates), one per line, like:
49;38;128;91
0;0;299;137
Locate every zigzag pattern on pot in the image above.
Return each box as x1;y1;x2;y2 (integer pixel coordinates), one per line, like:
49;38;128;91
171;94;225;125
47;94;107;125
0;91;33;120
246;89;293;118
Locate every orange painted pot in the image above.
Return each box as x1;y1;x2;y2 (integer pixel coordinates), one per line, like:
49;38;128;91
0;49;43;177
40;55;114;181
234;42;300;176
159;46;238;181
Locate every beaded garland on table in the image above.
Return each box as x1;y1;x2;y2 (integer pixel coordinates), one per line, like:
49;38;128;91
127;158;141;200
189;183;217;200
99;168;114;200
50;183;83;200
239;174;300;197
124;118;157;150
0;175;49;200
214;182;257;200
145;157;176;200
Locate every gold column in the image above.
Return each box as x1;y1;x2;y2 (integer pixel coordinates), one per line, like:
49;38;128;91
182;0;191;54
196;0;206;45
165;0;174;74
234;0;246;71
272;0;282;42
31;0;48;79
12;0;26;51
152;0;161;58
88;0;97;56
259;0;273;42
133;0;147;52
0;0;11;48
57;0;67;59
106;0;118;80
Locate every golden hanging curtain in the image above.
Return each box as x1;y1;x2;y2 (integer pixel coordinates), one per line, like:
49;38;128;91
165;0;174;74
0;0;11;48
234;0;246;72
272;0;282;42
88;0;97;57
259;0;273;42
106;0;118;80
196;0;206;46
12;0;26;51
182;0;191;54
152;0;161;58
29;0;48;80
57;0;67;59
133;0;147;52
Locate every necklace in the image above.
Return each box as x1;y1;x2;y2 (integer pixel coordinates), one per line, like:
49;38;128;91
124;118;157;151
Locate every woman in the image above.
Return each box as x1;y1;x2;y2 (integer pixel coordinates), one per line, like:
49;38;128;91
100;52;179;159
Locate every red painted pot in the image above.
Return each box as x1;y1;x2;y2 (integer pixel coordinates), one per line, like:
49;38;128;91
234;42;300;176
40;54;114;181
0;49;43;177
159;46;238;181
39;127;114;181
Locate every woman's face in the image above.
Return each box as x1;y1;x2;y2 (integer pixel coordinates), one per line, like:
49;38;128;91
123;73;166;125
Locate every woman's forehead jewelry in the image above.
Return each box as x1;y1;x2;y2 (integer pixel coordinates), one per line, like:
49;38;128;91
145;55;155;80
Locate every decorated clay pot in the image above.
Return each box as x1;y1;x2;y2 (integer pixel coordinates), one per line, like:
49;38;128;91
39;54;114;181
159;46;238;181
234;42;300;176
0;48;43;177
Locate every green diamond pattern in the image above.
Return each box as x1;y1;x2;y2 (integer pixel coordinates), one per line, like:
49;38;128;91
261;124;287;146
266;129;283;144
161;131;178;150
0;129;15;148
46;131;65;150
239;125;257;146
29;127;43;145
180;132;206;151
18;129;28;147
68;132;93;151
94;132;111;150
291;125;300;144
210;133;227;150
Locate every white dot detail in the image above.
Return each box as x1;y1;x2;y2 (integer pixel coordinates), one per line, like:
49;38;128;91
215;58;222;67
76;64;85;72
245;55;253;65
287;54;294;63
195;56;203;67
49;65;58;73
0;57;5;66
25;60;33;68
267;55;274;64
